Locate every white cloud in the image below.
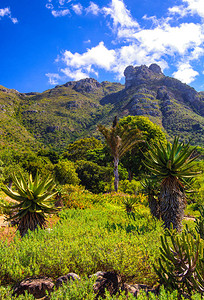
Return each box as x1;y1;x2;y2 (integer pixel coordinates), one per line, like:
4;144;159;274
61;68;89;81
86;2;100;15
11;17;18;24
133;23;204;56
102;0;139;29
72;3;83;15
63;42;116;71
59;0;66;5
173;63;199;84
46;73;61;85
183;0;204;18
46;0;204;86
46;3;54;10
0;7;10;17
0;7;18;23
169;0;204;18
51;9;70;17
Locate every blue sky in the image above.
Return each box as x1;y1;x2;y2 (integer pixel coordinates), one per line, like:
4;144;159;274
1;0;204;93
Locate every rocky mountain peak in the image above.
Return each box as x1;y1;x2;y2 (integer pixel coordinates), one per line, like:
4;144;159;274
124;63;164;88
63;78;102;94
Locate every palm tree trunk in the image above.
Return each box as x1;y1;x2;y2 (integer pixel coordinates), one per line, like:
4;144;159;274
113;156;119;192
160;177;186;231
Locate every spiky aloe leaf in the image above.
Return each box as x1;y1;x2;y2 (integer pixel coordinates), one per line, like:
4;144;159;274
2;172;58;237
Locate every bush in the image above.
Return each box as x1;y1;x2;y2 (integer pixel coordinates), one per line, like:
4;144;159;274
76;160;112;193
54;160;80;185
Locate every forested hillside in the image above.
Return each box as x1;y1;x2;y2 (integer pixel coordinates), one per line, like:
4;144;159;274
0;64;204;152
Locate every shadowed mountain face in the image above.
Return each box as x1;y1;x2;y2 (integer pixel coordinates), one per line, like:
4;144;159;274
0;64;204;152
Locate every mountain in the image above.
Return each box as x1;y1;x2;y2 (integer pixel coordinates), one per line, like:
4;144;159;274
0;64;204;152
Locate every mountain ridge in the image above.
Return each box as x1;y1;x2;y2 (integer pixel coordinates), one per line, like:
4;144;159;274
0;64;203;152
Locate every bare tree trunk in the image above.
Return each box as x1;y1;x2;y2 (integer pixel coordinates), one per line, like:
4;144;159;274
160;177;186;231
113;157;119;192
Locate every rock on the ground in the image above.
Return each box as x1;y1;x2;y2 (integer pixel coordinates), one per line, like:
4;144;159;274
55;273;81;288
92;271;123;298
12;277;54;299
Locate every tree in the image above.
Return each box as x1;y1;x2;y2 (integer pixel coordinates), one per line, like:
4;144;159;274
144;137;200;230
98;117;143;192
54;160;80;185
63;137;103;162
2;172;57;237
76;160;112;193
120;116;167;180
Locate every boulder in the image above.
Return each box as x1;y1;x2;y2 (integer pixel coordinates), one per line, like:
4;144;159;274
92;271;122;298
55;273;81;288
12;277;54;299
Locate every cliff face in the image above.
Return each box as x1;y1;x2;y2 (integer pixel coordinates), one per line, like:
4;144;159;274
123;64;204;117
0;64;204;151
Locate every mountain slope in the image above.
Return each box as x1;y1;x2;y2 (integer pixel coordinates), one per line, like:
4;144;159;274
0;64;203;152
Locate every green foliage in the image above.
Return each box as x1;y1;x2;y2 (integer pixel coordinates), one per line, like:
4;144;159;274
54;160;80;185
144;137;199;181
154;227;204;295
2;172;57;237
76;160;112;193
0;207;163;285
120;116;167;178
195;206;204;240
118;179;142;195
98;120;143;161
63;137;103;162
144;137;200;230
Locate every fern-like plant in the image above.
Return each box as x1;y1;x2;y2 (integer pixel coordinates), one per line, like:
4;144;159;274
2;172;57;237
144;137;200;230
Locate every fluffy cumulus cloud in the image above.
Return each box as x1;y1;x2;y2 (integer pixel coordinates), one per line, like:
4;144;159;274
0;7;18;23
169;0;204;18
60;42;116;80
103;0;139;28
173;63;199;83
46;0;204;86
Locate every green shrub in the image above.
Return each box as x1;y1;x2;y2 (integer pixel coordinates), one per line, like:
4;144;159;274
54;160;80;185
0;208;163;285
76;160;112;193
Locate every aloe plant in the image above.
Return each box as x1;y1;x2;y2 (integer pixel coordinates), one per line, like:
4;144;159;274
195;206;204;240
144;137;200;230
2;172;57;237
154;227;204;295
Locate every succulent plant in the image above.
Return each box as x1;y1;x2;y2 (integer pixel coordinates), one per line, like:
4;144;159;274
154;227;204;295
195;206;204;240
2;172;57;237
144;137;200;230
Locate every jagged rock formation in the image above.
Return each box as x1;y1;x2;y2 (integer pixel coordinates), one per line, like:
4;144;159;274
124;64;164;88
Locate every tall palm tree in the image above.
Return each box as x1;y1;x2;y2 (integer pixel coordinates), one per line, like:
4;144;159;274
98;117;143;192
143;137;200;230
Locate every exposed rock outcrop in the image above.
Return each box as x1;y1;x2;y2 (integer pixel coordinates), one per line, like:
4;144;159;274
124;64;164;88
